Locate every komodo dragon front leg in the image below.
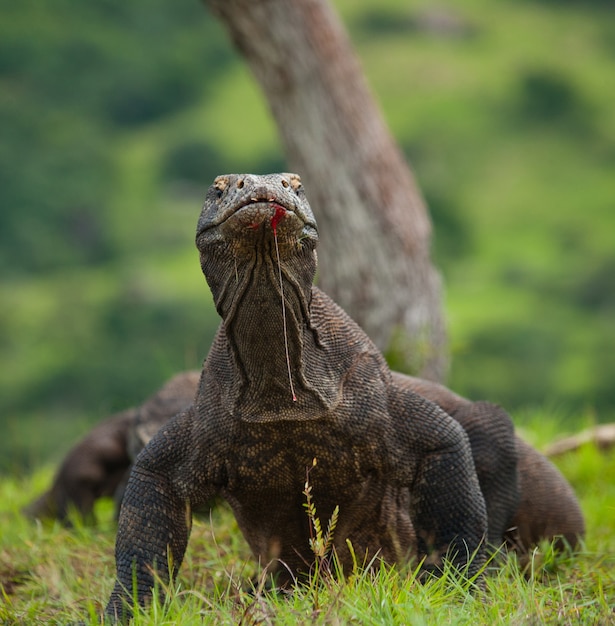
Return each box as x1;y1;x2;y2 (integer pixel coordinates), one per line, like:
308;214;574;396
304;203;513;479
106;406;219;620
393;373;585;553
385;385;488;575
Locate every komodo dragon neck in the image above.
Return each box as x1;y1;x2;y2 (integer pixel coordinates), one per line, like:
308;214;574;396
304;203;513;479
220;247;314;406
196;173;337;421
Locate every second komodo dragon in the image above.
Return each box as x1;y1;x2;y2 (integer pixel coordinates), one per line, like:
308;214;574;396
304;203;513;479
91;173;582;619
24;371;200;524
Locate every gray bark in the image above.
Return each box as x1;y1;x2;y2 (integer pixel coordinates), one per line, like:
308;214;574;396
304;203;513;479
204;0;447;380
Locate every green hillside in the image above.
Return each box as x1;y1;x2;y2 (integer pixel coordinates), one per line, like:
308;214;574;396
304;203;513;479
1;0;614;471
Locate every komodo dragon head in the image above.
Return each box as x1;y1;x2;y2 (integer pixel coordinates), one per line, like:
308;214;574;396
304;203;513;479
196;172;319;313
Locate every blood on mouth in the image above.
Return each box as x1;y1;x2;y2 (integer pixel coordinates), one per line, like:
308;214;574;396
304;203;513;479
270;203;287;235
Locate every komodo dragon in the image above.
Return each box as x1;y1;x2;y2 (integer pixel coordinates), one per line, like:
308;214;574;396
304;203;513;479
103;173;583;619
24;371;200;524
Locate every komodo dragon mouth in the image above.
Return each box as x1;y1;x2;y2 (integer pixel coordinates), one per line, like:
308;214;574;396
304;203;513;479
218;199;296;232
195;173;318;247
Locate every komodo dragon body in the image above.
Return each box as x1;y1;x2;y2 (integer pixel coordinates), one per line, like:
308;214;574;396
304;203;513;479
95;173;582;618
28;373;583;554
24;371;200;524
24;408;134;524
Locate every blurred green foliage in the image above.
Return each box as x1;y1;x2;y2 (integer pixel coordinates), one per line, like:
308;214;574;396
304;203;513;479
1;0;614;472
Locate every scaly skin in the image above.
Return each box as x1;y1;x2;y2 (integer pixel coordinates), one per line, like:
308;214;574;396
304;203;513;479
32;364;582;556
23;409;134;524
105;173;489;620
24;372;200;524
393;374;585;552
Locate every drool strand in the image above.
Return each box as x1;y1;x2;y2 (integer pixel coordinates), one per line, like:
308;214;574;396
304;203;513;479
272;214;297;402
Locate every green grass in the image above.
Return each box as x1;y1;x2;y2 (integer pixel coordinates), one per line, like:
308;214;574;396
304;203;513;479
1;416;613;624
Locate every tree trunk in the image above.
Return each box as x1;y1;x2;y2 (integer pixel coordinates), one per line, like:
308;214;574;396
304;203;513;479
204;0;447;380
